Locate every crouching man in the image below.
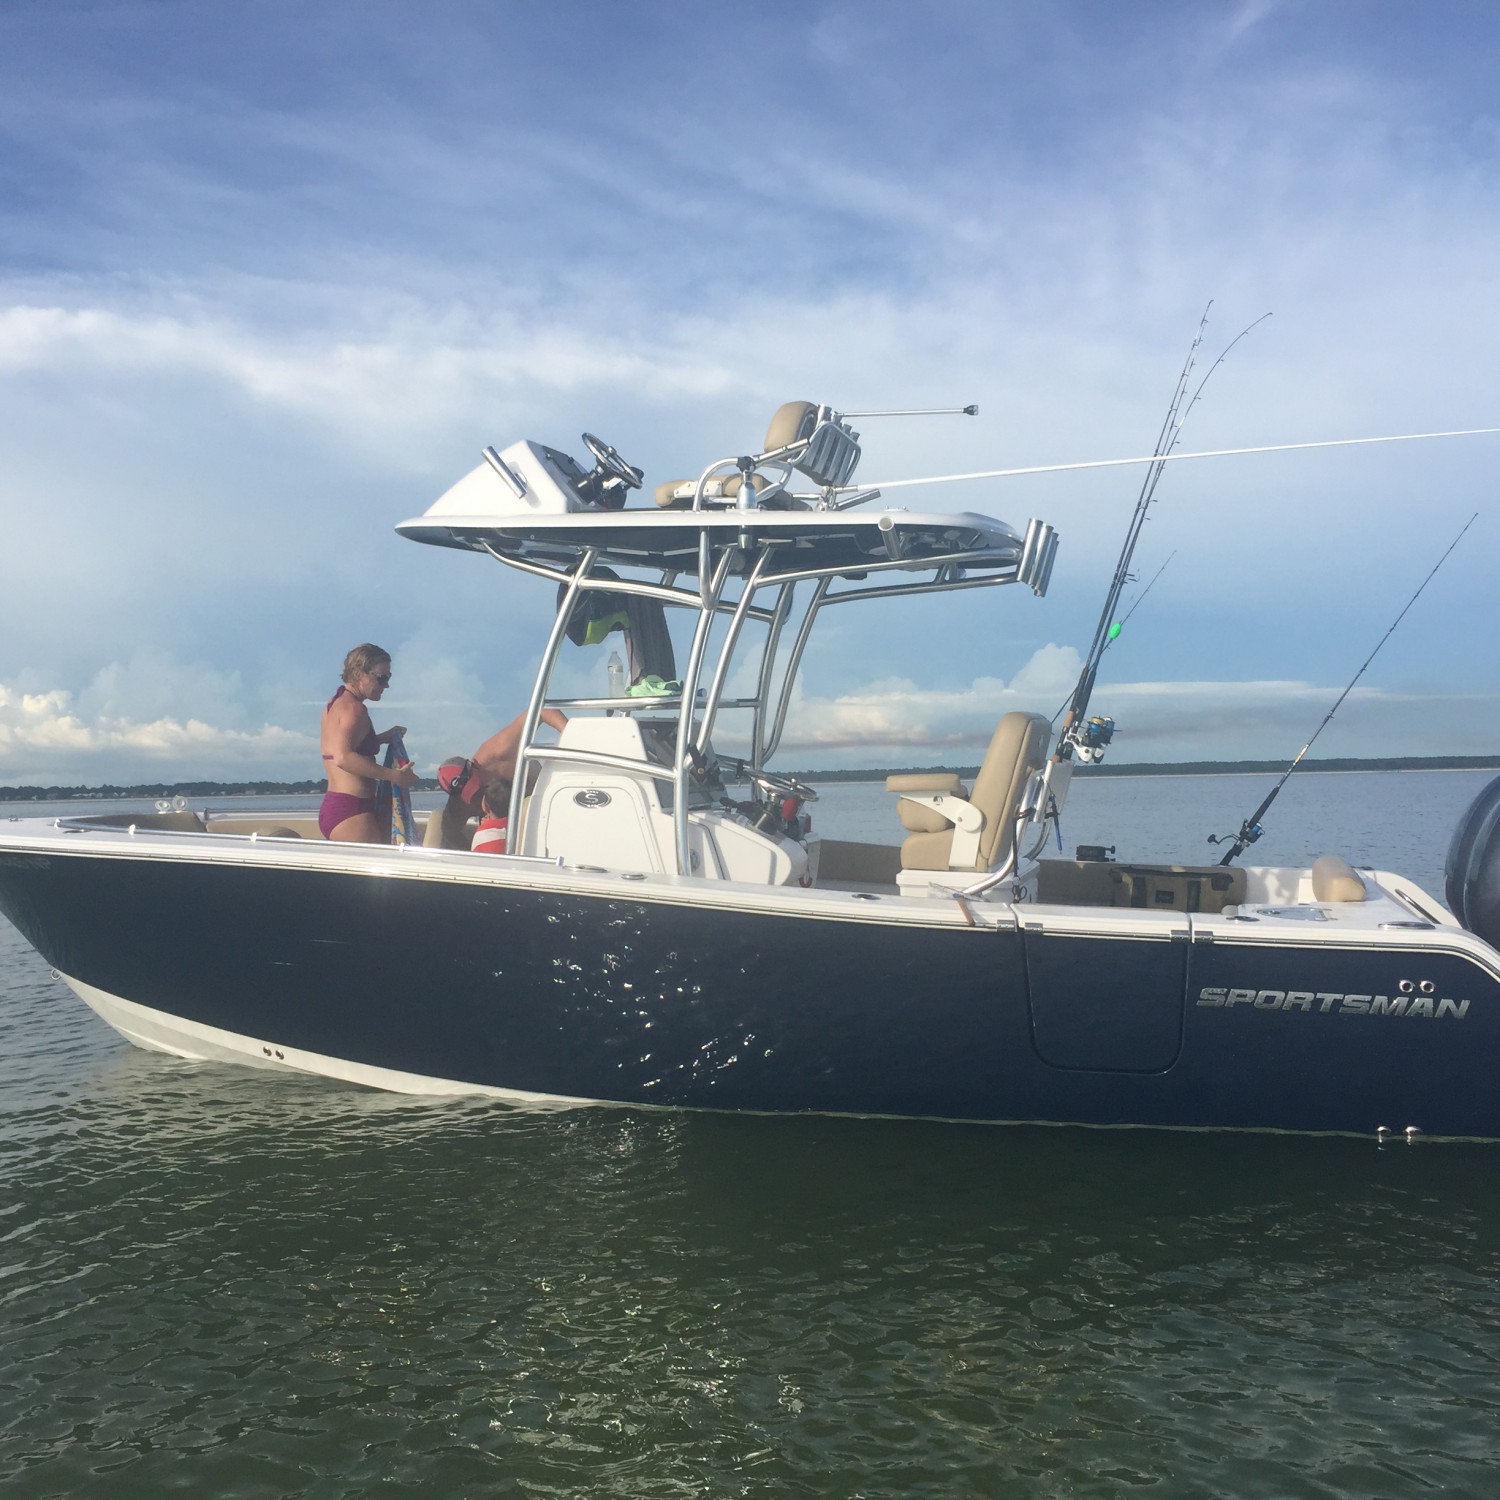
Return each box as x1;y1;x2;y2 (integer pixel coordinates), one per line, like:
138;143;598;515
434;708;568;850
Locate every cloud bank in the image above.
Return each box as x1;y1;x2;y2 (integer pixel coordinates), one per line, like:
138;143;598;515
0;681;312;785
9;639;1492;785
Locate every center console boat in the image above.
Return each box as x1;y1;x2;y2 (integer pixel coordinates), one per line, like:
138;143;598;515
4;401;1500;1136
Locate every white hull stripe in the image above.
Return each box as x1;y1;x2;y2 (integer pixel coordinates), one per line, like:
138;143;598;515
58;971;606;1107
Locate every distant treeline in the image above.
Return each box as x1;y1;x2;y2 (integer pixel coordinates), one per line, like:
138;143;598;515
780;754;1500;783
2;756;1497;801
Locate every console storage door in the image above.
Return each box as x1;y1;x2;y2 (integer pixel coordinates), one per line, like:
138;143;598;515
1022;910;1189;1072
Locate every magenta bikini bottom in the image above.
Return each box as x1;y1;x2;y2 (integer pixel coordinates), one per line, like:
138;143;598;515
319;791;376;839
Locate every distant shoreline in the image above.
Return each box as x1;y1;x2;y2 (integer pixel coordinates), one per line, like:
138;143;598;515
791;755;1500;782
2;755;1497;800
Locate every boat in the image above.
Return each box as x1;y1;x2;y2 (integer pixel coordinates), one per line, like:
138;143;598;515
4;399;1500;1137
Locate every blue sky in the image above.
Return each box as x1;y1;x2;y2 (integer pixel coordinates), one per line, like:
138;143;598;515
2;0;1499;781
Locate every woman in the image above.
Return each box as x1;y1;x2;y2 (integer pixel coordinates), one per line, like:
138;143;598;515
319;643;418;842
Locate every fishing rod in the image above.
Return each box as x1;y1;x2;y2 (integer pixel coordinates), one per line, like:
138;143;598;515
1208;511;1478;866
1054;308;1269;766
1011;309;1266;864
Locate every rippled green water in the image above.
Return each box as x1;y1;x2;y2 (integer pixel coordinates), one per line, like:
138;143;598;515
4;780;1500;1495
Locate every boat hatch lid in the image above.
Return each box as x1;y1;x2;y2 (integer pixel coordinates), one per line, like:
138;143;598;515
394;507;1025;573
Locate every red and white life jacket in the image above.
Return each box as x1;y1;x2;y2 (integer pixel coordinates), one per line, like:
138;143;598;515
471;815;507;854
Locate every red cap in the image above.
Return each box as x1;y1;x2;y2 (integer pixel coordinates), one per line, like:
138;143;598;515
438;757;482;805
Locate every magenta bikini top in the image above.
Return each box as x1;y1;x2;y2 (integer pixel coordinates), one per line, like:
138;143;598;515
322;685;381;759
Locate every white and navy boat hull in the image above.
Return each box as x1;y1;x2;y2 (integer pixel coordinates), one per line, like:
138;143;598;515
3;826;1498;1136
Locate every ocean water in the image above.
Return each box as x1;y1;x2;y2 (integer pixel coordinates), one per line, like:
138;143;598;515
2;771;1499;1498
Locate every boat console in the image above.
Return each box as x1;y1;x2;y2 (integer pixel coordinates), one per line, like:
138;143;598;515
518;717;812;884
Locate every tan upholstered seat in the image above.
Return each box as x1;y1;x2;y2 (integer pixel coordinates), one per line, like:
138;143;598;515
892;712;1052;871
1311;854;1367;902
655;402;826;509
763;400;819;452
886;772;968;833
654;473;769;508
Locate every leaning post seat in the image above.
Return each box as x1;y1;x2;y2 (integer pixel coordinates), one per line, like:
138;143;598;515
653;400;855;508
654;473;770;508
889;712;1052;873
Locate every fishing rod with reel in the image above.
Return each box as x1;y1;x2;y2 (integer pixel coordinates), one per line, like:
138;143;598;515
1020;308;1268;855
1208;513;1477;866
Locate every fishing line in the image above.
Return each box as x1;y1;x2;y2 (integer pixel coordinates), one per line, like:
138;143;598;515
1049;550;1178;727
852;424;1500;491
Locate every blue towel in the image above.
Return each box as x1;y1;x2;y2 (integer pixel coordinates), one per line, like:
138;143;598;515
381;732;417;846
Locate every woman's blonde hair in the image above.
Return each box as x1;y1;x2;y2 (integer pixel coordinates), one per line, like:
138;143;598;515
342;643;391;684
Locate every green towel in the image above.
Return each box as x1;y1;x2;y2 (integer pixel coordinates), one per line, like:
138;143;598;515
627;675;681;697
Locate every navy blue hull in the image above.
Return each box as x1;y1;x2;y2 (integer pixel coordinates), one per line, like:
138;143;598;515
2;851;1498;1135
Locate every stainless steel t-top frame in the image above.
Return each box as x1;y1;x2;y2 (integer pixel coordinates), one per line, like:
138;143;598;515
483;513;1042;878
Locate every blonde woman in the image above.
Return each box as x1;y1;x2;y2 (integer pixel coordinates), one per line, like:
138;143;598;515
319;643;418;841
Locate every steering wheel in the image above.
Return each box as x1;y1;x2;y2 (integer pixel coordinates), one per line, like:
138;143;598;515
582;432;644;490
747;767;818;803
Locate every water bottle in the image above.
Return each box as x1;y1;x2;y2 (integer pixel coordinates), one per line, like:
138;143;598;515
607;650;626;698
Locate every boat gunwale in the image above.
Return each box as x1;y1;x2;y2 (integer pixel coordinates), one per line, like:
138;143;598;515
2;818;1496;976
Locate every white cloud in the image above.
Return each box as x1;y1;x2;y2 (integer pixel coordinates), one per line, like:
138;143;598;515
0;678;313;785
0;303;747;455
774;654;1071;756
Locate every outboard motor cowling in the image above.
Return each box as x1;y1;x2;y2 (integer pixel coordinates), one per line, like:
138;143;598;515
1444;774;1500;944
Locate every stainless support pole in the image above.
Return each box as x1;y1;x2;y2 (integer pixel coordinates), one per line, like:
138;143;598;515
478;542;777;620
674;545;735;876
696;545;773;753
762;574;829;764
508;547;597;848
751;581;796;769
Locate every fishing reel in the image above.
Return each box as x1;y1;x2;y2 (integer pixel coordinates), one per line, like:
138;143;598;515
1064;715;1115;765
1208;820;1261;848
1207;819;1263;866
